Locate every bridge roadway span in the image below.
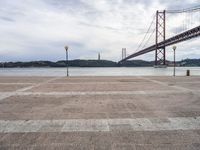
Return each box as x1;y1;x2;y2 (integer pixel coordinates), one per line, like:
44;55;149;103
120;25;200;62
0;76;200;149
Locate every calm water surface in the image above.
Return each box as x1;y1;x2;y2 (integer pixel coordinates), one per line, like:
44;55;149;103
0;67;200;76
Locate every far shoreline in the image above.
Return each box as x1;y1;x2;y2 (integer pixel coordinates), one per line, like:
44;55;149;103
0;58;200;68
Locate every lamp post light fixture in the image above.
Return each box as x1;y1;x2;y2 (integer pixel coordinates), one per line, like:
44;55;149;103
65;46;69;77
172;45;177;77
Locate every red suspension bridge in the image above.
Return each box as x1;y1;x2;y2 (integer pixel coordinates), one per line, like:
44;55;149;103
119;5;200;67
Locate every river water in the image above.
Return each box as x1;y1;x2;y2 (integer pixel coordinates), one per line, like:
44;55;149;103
0;67;200;76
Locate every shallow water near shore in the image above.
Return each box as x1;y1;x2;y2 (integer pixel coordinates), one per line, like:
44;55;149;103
0;67;200;76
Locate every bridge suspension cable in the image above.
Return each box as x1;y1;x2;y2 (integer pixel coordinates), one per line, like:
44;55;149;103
166;5;200;38
141;27;156;49
135;15;156;53
166;5;200;13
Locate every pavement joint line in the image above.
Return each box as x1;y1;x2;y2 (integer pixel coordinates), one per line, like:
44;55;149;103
0;93;14;101
0;143;197;147
16;85;39;92
0;77;63;101
44;81;153;85
16;76;62;92
138;77;193;92
0;83;36;85
47;82;132;85
0;116;200;133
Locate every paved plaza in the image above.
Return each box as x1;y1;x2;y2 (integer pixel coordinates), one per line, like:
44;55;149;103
0;76;200;149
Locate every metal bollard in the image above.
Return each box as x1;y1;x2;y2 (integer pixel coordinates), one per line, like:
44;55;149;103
186;70;190;76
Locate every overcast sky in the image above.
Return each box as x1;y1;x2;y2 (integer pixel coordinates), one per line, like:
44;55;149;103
0;0;200;62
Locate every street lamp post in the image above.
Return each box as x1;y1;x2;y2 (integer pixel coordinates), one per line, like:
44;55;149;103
65;46;69;77
172;46;177;77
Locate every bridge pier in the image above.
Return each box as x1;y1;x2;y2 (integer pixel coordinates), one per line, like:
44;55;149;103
155;10;166;67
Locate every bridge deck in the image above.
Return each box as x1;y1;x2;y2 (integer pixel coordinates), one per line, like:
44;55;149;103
0;76;200;149
120;25;200;62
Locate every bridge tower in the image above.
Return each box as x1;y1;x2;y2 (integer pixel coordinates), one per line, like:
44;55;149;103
122;48;126;60
155;10;166;67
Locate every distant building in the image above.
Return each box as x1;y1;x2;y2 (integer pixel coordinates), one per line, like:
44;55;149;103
98;53;101;60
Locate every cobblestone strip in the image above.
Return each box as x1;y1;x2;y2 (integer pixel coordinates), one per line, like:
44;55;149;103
0;116;199;133
0;90;192;100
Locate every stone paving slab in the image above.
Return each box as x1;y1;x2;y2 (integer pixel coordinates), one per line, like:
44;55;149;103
49;76;152;83
0;131;200;149
0;92;200;120
28;82;174;92
147;76;200;83
0;84;34;92
0;76;52;83
174;82;200;90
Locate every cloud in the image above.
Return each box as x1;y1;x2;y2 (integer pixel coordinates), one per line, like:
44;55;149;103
0;16;15;22
0;0;200;62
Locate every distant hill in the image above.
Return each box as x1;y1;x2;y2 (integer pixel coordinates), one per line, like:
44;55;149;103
57;60;117;67
0;60;117;68
179;58;200;66
0;59;200;68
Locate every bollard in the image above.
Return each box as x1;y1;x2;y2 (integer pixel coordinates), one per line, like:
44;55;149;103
186;70;190;76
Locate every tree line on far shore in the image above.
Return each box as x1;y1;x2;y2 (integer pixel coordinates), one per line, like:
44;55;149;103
0;59;200;68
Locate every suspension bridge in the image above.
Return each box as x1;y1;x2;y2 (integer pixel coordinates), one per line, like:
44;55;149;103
119;5;200;67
